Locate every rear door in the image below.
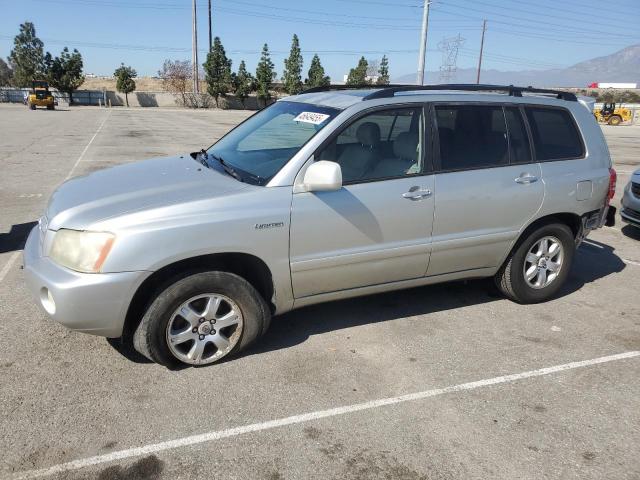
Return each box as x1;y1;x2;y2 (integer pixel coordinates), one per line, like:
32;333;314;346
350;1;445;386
427;104;544;276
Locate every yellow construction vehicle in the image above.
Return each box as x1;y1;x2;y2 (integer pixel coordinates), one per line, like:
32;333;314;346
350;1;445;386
594;102;632;125
26;80;55;110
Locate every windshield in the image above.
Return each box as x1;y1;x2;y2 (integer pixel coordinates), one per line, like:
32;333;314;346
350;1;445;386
208;101;340;185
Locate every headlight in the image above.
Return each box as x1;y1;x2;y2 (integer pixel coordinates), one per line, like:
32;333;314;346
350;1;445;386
49;229;115;273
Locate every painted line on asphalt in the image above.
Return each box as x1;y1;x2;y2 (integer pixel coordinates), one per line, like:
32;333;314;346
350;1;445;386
64;110;111;181
0;252;20;284
622;258;640;266
11;350;640;480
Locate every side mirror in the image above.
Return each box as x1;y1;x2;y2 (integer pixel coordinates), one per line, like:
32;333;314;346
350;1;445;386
303;161;342;192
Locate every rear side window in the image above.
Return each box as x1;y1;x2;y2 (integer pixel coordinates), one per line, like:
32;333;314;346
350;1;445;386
435;105;508;171
525;107;584;160
505;107;532;164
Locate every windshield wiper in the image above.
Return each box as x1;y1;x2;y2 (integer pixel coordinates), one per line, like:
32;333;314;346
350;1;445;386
208;152;243;182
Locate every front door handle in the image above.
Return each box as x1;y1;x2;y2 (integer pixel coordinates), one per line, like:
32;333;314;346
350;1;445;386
515;174;539;184
402;186;432;200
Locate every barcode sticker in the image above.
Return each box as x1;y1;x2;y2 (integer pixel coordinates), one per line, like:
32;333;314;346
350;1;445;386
293;112;331;125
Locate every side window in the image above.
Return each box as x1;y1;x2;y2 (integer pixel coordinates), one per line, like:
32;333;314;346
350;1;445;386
525;107;584;161
505;107;532;164
317;107;424;183
435;105;508;171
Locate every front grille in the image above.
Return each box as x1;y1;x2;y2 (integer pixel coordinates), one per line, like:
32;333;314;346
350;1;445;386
632;182;640;197
623;207;640;221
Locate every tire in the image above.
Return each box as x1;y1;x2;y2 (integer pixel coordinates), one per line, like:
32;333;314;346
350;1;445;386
133;271;270;368
608;115;622;126
29;103;36;110
495;223;574;304
47;104;54;110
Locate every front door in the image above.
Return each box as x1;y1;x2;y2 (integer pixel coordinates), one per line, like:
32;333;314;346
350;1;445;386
290;106;435;298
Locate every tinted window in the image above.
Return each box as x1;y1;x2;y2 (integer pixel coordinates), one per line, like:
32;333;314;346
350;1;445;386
435;105;508;171
318;107;424;183
525;107;583;160
505;107;532;164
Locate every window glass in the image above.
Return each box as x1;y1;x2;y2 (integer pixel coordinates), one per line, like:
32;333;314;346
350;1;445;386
209;101;339;185
317;108;423;183
504;107;532;164
435;105;508;171
525;107;584;160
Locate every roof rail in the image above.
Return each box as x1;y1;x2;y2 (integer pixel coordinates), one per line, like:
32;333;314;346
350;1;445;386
301;84;409;94
300;83;577;102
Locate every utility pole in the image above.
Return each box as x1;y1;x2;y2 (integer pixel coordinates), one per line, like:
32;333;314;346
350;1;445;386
208;0;213;51
416;0;431;85
192;0;200;93
476;19;487;84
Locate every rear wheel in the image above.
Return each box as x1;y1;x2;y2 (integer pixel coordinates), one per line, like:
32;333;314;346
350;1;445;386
47;104;54;110
608;115;622;126
133;271;270;367
495;223;574;304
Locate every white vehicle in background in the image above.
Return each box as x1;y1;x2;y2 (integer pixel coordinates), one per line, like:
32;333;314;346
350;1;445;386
588;82;638;89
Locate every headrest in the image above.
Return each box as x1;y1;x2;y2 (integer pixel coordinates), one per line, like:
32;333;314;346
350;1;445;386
356;122;380;147
393;132;418;160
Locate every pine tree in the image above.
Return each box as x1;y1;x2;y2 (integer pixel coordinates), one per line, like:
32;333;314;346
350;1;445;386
234;60;255;107
283;34;303;95
203;37;233;107
377;55;390;85
8;22;45;87
114;63;136;107
45;47;85;104
346;57;369;86
255;43;275;105
0;59;13;87
305;54;330;88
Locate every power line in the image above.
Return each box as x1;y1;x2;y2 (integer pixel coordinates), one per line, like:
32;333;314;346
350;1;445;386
432;3;638;39
451;0;639;33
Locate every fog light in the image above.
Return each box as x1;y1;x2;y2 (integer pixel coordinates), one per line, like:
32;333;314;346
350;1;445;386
40;287;56;315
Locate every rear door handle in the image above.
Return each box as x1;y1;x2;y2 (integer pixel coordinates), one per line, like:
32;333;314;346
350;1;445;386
515;174;539;184
402;186;432;200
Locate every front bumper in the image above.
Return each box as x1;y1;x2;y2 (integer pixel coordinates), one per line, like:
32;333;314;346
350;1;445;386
621;182;640;228
22;226;148;337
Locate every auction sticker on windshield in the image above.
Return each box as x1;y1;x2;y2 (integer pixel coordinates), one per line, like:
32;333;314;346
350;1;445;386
293;112;331;125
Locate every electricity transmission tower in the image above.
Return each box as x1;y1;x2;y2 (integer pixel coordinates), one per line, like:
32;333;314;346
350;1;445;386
438;34;465;83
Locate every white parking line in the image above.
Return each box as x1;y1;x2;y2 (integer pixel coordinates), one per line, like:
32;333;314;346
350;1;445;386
0;252;20;283
11;350;640;480
0;111;111;285
64;110;111;181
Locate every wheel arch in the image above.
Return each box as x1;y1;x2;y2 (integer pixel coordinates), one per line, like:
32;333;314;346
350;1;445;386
121;252;275;341
499;212;581;269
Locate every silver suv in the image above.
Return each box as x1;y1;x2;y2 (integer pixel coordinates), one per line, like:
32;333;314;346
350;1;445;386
23;84;617;367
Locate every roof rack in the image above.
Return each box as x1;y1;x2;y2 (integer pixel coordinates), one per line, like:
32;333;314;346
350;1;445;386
301;83;577;102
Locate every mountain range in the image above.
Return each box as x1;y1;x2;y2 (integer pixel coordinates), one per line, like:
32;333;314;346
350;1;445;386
394;44;640;88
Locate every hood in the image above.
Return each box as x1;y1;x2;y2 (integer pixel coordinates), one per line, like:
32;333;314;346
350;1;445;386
46;155;248;230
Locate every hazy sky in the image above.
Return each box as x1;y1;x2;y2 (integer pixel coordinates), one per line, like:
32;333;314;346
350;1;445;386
1;0;638;80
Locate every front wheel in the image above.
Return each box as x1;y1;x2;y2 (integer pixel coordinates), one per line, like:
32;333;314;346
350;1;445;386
608;115;622;126
133;271;270;367
495;223;575;304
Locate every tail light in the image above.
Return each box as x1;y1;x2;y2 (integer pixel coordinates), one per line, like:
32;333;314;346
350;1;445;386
607;167;617;202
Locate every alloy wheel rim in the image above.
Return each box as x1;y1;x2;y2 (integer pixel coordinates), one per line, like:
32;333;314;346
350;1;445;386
523;236;564;290
166;293;243;365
